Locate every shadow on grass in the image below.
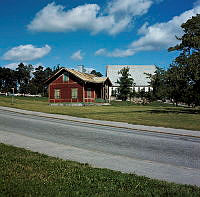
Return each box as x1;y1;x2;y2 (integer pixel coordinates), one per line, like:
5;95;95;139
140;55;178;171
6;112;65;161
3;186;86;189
78;108;200;116
148;108;200;114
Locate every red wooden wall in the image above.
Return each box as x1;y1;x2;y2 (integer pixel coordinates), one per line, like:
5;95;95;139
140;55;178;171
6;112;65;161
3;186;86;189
48;72;97;103
49;73;84;103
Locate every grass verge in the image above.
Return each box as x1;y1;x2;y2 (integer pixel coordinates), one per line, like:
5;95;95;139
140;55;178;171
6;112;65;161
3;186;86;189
0;143;199;196
0;96;200;130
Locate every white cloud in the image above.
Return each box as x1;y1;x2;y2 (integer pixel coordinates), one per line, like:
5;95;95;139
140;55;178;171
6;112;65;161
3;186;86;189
84;67;94;74
107;0;153;16
108;49;135;57
95;48;135;57
137;22;149;35
130;6;200;52
28;3;100;32
28;1;155;35
96;5;200;57
4;62;20;70
71;50;83;60
3;44;51;61
95;48;107;56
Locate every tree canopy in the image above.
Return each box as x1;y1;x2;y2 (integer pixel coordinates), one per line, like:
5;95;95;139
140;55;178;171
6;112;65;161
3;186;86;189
116;67;134;101
0;63;58;96
148;14;200;106
168;14;200;106
90;70;103;77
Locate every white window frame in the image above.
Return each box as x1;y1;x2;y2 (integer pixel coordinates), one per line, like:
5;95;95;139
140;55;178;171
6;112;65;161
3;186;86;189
54;89;61;99
87;88;92;98
71;88;78;99
63;73;69;82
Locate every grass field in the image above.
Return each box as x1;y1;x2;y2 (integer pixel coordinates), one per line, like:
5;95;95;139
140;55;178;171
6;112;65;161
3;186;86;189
0;96;200;130
0;143;199;196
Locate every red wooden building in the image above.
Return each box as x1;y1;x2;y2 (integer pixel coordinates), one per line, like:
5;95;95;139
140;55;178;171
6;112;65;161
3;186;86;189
45;68;112;103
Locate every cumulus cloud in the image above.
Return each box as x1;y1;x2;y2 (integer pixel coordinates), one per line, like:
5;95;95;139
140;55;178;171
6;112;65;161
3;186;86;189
95;48;135;57
3;44;51;61
71;50;84;60
95;48;107;56
108;49;135;57
28;3;100;32
107;0;153;16
28;1;155;35
96;5;200;57
130;6;200;52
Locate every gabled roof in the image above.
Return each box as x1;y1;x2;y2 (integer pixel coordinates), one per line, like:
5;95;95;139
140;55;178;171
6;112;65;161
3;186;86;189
106;65;156;86
45;68;112;85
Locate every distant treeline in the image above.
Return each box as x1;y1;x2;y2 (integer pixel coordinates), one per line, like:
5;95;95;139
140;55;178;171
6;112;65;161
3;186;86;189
0;63;102;97
0;63;61;96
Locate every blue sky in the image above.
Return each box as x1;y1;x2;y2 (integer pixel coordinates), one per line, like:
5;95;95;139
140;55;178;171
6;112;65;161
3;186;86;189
0;0;200;75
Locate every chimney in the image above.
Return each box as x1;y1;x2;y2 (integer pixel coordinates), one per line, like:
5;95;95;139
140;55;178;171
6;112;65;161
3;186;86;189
77;65;85;73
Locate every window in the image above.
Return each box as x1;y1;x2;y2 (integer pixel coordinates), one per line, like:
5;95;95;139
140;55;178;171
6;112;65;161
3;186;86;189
54;89;61;99
87;88;92;98
71;88;78;99
63;73;69;82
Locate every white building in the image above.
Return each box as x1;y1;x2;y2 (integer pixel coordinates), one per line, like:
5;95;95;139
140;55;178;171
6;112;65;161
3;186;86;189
106;65;156;96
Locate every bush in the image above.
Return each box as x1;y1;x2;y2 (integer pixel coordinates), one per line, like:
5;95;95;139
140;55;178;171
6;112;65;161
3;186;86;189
95;98;106;103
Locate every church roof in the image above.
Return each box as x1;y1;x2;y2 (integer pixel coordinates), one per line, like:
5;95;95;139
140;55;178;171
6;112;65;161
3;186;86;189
106;65;156;86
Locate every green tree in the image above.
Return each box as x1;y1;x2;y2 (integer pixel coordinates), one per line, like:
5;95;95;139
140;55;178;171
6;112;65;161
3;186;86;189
0;67;17;93
16;63;33;94
44;67;54;80
90;70;103;77
29;66;53;96
30;66;46;95
116;67;134;101
168;14;200;106
43;67;54;96
146;66;167;101
52;64;63;74
165;64;188;106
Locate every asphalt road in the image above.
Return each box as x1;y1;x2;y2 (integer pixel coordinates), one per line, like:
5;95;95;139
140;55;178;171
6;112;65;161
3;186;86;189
0;109;200;186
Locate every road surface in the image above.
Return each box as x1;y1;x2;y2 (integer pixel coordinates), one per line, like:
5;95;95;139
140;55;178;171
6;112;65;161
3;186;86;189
0;109;200;186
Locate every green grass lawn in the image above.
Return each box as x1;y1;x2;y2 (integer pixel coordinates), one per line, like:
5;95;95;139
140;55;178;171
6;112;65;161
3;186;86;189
0;96;200;130
0;143;199;196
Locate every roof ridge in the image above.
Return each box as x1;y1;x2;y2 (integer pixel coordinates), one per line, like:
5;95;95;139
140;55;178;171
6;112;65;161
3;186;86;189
45;67;111;85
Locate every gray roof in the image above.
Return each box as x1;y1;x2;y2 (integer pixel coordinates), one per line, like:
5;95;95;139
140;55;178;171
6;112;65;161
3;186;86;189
106;65;156;86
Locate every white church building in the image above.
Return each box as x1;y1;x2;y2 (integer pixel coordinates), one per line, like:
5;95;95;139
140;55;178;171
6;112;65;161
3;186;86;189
106;65;156;97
